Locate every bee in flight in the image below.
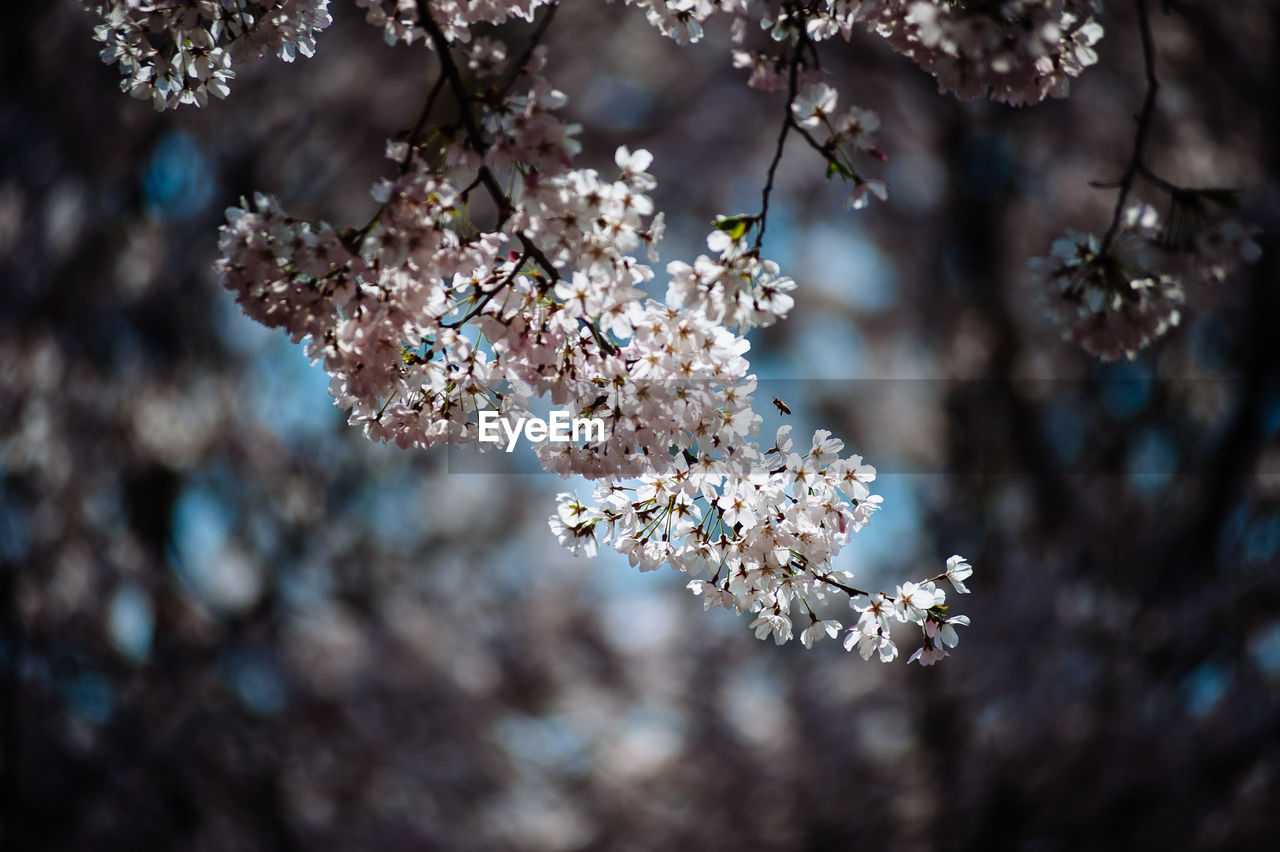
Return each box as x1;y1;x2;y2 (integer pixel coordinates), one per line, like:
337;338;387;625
772;397;791;416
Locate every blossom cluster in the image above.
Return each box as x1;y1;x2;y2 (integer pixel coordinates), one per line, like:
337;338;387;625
86;0;332;110
633;0;1104;106
213;33;973;659
1032;202;1261;362
871;0;1105;106
354;0;551;46
554;429;974;662
85;1;1108;113
789;81;888;211
665;229;798;330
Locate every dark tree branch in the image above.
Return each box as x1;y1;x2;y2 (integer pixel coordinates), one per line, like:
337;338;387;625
1099;0;1160;254
415;4;557;276
753;38;804;253
417;4;512;222
438;246;532;329
813;570;871;600
415;1;619;354
342;69;447;251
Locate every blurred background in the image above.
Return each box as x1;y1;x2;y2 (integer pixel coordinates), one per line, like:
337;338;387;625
2;2;1278;849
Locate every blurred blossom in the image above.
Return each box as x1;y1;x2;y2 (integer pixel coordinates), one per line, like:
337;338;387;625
113;221;165;299
107;582;154;663
171;480;264;613
495;713;589;771
42;180;87;258
718;662;793;752
596;703;684;780
286;604;370;693
0;182;24;251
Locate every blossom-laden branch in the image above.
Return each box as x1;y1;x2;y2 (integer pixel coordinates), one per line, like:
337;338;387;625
85;1;1108;114
746;13;887;253
87;1;334;109
717;4;890;263
83;0;981;660
209;5;972;661
1031;0;1260;363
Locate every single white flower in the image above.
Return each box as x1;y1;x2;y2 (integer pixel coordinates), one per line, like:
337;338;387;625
843;177;889;211
894;581;942;624
945;554;973;594
750;611;793;645
800;618;841;649
792;82;838;129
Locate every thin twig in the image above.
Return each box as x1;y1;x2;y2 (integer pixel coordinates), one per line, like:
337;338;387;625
417;3;512;218
813;570;870;599
1099;0;1159;254
753;39;805;253
343;69;447;251
791;120;831;159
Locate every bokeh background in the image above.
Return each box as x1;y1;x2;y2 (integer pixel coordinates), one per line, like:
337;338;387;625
3;2;1279;849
